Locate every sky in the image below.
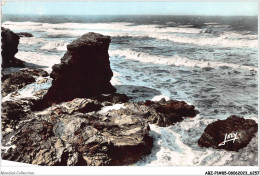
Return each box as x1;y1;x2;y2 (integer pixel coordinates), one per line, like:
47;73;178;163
1;1;258;16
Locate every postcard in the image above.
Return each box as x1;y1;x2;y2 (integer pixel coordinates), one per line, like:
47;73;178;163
1;1;258;175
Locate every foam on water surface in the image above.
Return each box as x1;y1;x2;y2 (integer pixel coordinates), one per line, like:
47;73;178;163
135;115;258;166
40;40;69;51
2;77;52;102
109;49;257;72
98;104;125;114
3;21;257;48
15;51;62;72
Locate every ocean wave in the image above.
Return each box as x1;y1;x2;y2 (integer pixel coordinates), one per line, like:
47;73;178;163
135;115;258;166
3;21;257;48
19;37;46;45
151;95;170;101
110;32;257;48
2;21;199;33
15;51;62;72
109;49;257;72
111;71;121;85
40;41;69;51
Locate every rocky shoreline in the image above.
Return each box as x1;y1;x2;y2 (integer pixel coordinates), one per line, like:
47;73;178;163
1;28;258;166
1;27;25;68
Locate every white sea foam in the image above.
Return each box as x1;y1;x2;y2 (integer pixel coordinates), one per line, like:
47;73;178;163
2;21;199;33
98;104;125;114
110;49;257;71
18;77;51;97
135;115;258;166
47;28;258;48
3;21;257;48
40;41;69;51
151;95;170;101
111;71;121;85
19;37;46;45
15;51;62;72
2;77;52;102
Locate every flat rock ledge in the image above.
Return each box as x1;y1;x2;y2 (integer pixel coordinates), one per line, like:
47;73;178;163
108;98;198;127
2;98;153;166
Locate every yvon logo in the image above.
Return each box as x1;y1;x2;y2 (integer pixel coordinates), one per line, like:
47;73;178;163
218;132;238;146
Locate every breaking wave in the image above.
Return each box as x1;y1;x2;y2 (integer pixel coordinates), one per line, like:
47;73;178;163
3;21;257;48
135;115;258;166
15;51;62;72
40;41;69;51
110;49;257;71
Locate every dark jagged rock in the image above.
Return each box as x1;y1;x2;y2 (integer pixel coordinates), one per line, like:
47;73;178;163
1;99;34;131
2;98;153;166
93;93;129;106
20;68;49;77
107;98;198;127
47;98;103;114
16;32;33;37
1;68;49;97
198;115;258;151
1;27;25;68
2;73;35;97
34;32;116;110
33;89;49;99
143;99;198;126
144;99;197;117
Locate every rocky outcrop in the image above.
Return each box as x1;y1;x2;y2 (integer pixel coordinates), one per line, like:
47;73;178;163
2;68;49;97
106;98;198;127
1;99;34;131
1;27;25;68
16;32;33;37
2;98;153;166
33;32;116;110
198;115;258;151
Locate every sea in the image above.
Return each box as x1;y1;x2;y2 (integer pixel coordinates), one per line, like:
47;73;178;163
1;14;258;166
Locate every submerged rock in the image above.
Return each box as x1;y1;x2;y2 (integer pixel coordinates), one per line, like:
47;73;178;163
2;98;153;166
200;28;214;34
34;32;116;110
198;115;258;151
1;27;25;68
115;85;161;102
1;68;49;97
16;32;33;37
106;98;198;127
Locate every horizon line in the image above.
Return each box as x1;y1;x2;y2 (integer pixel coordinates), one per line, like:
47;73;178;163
3;13;258;17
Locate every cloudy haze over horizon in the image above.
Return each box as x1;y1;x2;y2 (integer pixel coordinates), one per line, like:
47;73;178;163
2;1;258;16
